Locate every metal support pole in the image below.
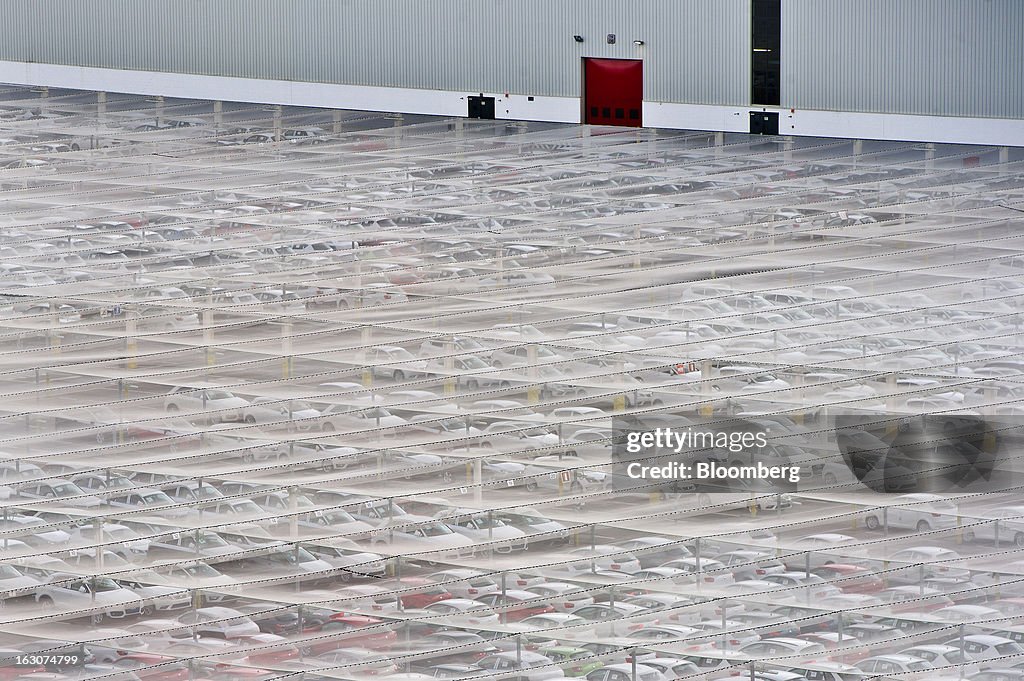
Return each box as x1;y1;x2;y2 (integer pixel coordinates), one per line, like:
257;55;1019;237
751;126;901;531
288;487;298;540
96;518;105;573
474;458;482;508
203;306;214;366
501;573;507;625
487;510;494;560
273;104;283;141
281;321;293;379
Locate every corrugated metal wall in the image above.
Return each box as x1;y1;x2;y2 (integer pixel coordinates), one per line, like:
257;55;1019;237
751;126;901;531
0;0;748;106
1;0;1020;119
782;0;1024;118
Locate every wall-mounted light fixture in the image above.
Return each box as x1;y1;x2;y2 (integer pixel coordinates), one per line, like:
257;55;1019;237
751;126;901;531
573;35;584;43
633;39;645;46
606;34;616;44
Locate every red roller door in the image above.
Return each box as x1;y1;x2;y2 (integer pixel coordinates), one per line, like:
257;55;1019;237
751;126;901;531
584;58;643;127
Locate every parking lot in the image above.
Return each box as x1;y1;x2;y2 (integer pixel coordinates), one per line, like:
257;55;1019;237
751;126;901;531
0;86;1023;680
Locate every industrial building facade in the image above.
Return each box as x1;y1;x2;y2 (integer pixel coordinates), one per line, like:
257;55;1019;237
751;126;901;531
0;0;1021;145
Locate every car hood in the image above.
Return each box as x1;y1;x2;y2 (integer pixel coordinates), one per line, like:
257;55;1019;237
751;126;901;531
0;575;40;590
212;398;250;409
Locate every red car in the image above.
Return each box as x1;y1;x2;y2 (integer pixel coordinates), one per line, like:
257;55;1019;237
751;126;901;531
878;586;955;613
391;578;453;609
798;632;873;664
113;656;191;681
235;634;302;666
196;668;278;681
0;649;45;679
301;612;397;655
474;590;556;621
810;564;885;594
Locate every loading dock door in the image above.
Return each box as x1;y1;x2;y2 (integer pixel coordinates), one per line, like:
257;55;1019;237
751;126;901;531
749;111;779;135
584;58;643;127
468;96;495;119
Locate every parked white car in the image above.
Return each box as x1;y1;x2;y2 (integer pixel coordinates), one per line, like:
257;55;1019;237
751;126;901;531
863;493;959;532
35;575;144;622
434;510;529;552
163;386;249;422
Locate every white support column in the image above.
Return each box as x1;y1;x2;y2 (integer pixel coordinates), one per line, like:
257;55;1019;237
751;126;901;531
281;321;293;379
273;104;283;140
125;309;137;369
443;340;456;397
213;100;223;128
332;109;342;134
202;302;214;367
527;344;540;404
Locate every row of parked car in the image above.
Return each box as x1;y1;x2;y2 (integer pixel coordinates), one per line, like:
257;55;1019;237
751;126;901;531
0;87;1022;681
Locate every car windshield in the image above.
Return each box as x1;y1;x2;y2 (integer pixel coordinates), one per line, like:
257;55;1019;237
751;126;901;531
205;390;235;400
194;486;221;500
279;548;318;563
93;577;122;592
181;564;220;578
365;503;406;518
361;407;393;418
142;493;173;505
197;533;229;547
470;516;504;529
318;510;357;524
0;565;21;578
51;484;81;496
108;528;136;540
